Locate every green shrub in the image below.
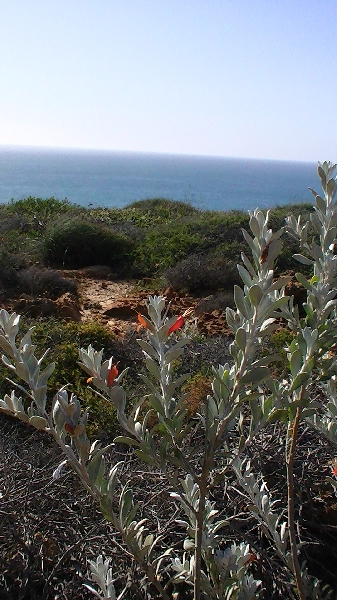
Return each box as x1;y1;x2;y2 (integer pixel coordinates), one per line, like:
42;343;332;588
43;216;135;271
126;197;199;217
6;196;75;221
133;222;201;275
0;318;128;435
132;211;248;277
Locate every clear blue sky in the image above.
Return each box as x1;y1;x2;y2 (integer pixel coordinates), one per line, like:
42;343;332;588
1;0;336;162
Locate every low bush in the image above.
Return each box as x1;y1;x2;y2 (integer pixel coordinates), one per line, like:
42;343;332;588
0;248;26;290
43;215;135;271
164;251;241;291
16;266;78;299
6;196;76;222
133;221;202;275
126;197;199;217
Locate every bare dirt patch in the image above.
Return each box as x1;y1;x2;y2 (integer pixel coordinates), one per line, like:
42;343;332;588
73;271;233;338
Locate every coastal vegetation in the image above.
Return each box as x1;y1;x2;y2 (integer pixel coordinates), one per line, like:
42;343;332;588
0;194;312;294
1;167;337;600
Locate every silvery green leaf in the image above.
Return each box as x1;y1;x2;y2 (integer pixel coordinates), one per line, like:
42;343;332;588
15;361;30;382
290;371;310;391
146;393;165;416
237;265;253;287
137;339;158;360
252;354;280;367
315;194;326;214
268;276;292;292
33;386;48;411
29;415;47;430
2;354;14;370
235;328;247;351
249;215;261;239
317;166;327;188
100;494;113;522
64;444;78;463
14;410;30;423
39;363;55;387
95;458;106;492
206;395;219;419
165;373;191;398
138;373;158;394
234;286;249;319
108;385;126;410
119;488;133;527
265;238;283;263
90;443;113;461
114;436;139;447
241;252;257;277
145;357;161;381
164;346;185;364
88;455;104;485
290;350;302;376
226;307;239;331
242;229;258;255
295;272;311;291
81;584;104;600
124;506;140;532
293;254;314;266
327;177;336;199
106;462;123;500
240;367;269;385
0;335;15;357
325;227;337;248
249;284;263;307
310;211;323;235
165;338;190;362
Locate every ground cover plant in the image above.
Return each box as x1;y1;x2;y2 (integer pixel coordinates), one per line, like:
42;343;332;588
1;164;337;599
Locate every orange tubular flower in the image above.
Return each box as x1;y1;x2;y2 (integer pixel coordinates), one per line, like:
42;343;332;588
137;313;151;331
168;315;185;336
107;363;119;387
64;422;76;436
332;462;337;477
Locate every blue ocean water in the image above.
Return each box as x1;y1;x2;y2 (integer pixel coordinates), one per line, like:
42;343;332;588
0;146;320;212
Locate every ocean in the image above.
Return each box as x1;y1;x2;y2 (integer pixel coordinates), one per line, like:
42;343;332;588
0;146;321;212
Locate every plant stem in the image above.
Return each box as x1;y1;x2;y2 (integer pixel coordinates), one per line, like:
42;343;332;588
194;476;206;600
286;406;306;600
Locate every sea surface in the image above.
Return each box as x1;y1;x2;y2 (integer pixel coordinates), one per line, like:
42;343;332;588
0;146;321;212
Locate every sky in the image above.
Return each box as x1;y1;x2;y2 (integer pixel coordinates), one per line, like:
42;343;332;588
0;0;336;162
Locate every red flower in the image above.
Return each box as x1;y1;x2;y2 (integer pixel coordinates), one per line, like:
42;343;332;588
332;463;337;477
168;315;185;336
107;363;119;386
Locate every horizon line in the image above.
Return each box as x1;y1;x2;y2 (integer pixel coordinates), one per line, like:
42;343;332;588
0;143;319;165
